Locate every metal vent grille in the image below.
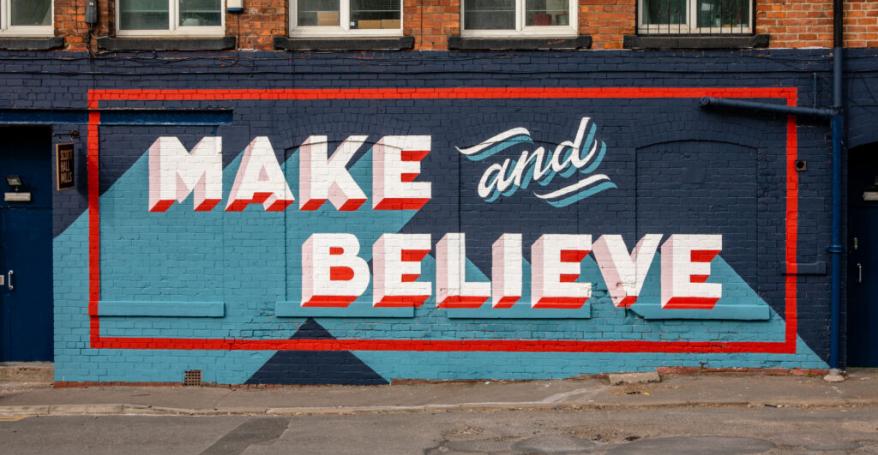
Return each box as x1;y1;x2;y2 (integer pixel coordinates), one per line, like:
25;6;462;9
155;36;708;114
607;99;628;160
183;370;202;386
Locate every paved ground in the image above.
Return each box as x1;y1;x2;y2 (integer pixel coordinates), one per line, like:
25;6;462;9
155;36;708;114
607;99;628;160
0;370;876;454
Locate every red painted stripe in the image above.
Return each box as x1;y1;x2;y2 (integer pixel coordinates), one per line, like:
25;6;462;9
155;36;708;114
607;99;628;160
301;296;358;308
87;106;101;347
86;87;800;354
784;114;799;352
93;337;792;354
89;87;798;103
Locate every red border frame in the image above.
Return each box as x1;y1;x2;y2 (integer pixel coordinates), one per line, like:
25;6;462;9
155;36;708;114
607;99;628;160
86;87;799;354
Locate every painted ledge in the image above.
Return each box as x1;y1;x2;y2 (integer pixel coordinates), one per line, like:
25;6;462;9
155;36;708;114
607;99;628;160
275;301;414;318
98;301;225;318
97;37;236;52
274;36;414;52
629;302;770;321
623;34;769;50
448;35;591;51
0;37;64;51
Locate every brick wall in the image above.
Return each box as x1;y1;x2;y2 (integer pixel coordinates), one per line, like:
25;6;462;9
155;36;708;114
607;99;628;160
845;0;878;48
45;1;878;51
580;0;635;50
757;0;835;48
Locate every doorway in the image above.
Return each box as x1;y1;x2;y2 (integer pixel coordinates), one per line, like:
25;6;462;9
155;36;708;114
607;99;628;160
847;144;878;367
0;126;53;361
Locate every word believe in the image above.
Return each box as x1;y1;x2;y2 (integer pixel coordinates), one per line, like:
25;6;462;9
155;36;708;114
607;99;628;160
303;233;721;310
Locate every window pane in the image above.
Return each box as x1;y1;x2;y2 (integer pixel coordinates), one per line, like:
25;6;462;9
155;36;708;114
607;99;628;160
697;0;749;29
525;0;569;26
351;0;400;29
10;0;52;26
297;0;340;26
180;0;222;27
465;0;515;30
119;0;170;30
642;0;686;26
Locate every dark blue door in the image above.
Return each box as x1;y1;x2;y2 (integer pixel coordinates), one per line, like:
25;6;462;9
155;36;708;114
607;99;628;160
847;147;878;367
0;127;53;361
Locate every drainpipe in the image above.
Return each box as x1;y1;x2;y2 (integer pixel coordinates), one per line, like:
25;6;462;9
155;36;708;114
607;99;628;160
829;0;845;371
702;2;847;373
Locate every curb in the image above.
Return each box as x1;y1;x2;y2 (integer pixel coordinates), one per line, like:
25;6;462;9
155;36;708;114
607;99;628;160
0;399;875;418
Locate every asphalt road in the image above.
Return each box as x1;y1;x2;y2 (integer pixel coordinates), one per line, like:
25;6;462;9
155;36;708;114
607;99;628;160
1;405;877;454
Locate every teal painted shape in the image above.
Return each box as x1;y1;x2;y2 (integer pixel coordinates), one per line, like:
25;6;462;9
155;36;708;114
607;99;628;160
275;301;413;318
99;301;225;318
630;255;771;321
446;257;593;319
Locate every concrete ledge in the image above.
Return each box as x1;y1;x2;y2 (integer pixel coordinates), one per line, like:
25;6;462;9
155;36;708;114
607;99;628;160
274;36;414;51
98;36;236;52
0;363;53;383
623;34;769;50
0;37;64;51
448;35;591;51
608;371;662;385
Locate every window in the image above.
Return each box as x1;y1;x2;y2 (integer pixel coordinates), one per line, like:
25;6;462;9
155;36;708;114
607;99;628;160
0;0;53;36
638;0;752;34
462;0;577;37
117;0;224;36
291;0;402;36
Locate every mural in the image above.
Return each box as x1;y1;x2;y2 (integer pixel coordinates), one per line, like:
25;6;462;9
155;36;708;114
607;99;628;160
51;86;828;384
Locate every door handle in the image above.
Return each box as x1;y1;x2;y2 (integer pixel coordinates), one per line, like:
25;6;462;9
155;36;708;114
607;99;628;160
6;270;12;291
857;263;863;284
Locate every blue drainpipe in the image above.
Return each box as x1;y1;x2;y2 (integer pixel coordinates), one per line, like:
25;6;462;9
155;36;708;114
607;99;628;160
829;0;845;370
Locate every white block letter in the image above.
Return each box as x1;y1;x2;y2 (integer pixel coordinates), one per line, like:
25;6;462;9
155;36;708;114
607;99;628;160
302;234;370;307
436;233;490;309
660;234;723;309
373;136;432;210
226;137;294;212
373;234;432;307
492;234;522;308
531;234;592;309
299;135;368;211
148;136;222;212
593;234;662;308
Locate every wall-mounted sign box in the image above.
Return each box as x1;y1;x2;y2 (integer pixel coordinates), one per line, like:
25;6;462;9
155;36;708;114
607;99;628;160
56;143;75;191
4;192;31;202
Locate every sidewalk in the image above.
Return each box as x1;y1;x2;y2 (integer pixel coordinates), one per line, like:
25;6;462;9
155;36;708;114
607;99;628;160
0;369;875;418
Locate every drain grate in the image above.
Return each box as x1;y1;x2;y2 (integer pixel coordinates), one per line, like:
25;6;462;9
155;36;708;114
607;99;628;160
183;369;202;386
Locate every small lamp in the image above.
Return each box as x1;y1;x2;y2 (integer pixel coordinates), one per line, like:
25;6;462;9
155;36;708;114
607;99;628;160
6;175;22;191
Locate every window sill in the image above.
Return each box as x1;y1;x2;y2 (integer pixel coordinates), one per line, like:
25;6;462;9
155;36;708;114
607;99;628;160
448;35;591;51
623;34;769;50
274;36;414;51
97;36;236;52
0;37;64;51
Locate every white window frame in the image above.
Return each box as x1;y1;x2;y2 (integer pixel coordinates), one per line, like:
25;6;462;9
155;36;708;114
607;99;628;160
0;0;54;37
290;0;403;37
116;0;226;37
637;0;752;35
461;0;577;38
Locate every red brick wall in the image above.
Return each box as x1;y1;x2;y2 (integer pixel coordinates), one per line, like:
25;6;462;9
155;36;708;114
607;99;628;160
845;0;878;48
229;0;287;50
580;0;635;50
757;0;835;48
49;1;878;51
